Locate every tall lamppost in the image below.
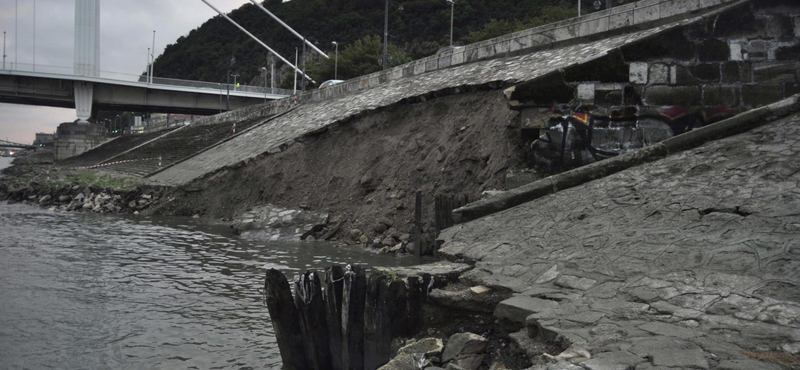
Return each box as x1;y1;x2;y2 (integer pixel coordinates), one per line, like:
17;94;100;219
150;30;156;84
3;31;6;70
261;66;267;103
332;41;339;80
32;0;35;71
446;0;454;47
382;0;403;71
146;48;150;82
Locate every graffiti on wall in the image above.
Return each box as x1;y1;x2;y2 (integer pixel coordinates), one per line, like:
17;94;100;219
530;105;732;173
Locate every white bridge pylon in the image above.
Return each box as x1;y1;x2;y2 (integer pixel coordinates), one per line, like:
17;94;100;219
73;0;100;123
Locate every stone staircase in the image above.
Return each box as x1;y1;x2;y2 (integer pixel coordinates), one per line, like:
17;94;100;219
58;130;175;168
100;117;265;177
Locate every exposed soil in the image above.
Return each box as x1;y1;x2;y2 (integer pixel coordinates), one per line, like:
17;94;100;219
154;89;526;250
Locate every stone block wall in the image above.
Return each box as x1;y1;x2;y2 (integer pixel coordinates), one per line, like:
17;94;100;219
510;0;800;174
54;122;107;161
517;0;800;118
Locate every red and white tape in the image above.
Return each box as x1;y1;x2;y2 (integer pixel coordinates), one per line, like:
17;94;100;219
68;157;160;170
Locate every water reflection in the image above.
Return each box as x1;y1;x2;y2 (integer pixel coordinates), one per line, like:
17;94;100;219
0;199;423;369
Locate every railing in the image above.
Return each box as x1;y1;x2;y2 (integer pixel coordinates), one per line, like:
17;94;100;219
0;62;293;97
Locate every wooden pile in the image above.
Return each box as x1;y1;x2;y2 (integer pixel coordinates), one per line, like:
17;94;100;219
264;265;432;370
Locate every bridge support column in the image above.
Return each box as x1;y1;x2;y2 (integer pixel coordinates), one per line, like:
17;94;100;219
74;0;100;123
54;121;106;161
74;81;94;123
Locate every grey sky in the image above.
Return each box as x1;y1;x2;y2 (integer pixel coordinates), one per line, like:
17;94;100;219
0;0;253;144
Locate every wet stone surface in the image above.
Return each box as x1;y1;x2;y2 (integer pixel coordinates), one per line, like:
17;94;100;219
438;113;800;369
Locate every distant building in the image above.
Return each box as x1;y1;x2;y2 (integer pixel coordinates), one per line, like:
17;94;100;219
33;132;56;147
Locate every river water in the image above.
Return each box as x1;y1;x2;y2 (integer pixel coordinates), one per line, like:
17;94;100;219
0;156;422;369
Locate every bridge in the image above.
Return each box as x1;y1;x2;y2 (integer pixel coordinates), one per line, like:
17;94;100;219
0;64;291;117
0;139;34;150
0;0;293;122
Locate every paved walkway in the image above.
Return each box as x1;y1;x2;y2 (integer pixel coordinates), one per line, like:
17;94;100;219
150;17;699;185
438;113;800;369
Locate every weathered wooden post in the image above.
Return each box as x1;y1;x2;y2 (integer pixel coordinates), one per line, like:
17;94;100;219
415;191;422;257
264;269;309;370
342;265;366;370
294;271;333;370
388;279;408;338
364;274;392;370
407;276;423;334
324;266;345;370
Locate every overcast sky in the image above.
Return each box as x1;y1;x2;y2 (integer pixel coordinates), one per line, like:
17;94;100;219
0;0;253;144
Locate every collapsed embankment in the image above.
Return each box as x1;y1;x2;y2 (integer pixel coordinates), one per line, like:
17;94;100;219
154;89;527;252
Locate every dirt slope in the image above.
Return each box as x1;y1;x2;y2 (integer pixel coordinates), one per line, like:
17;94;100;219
156;90;525;248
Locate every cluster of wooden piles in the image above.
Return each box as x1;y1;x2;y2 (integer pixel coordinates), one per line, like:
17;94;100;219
264;265;440;370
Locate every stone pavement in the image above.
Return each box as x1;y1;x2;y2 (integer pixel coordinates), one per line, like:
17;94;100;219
438;113;800;369
150;16;701;185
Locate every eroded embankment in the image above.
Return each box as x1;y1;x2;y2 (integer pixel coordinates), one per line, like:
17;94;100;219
154;90;526;252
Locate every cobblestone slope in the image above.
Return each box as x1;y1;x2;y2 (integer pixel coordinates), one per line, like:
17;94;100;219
100;118;264;177
438;113;800;368
56;130;174;168
150;17;699;185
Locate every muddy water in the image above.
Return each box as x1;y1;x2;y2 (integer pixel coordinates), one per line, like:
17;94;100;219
0;157;423;369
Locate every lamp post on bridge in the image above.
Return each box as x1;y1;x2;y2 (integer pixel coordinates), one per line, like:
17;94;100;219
261;66;267;103
332;41;338;80
446;0;454;47
382;0;404;71
3;31;6;70
150;30;156;84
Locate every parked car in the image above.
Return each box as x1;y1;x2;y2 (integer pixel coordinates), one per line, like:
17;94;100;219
320;80;345;88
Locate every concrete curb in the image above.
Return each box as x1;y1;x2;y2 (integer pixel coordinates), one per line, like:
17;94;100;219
453;94;800;224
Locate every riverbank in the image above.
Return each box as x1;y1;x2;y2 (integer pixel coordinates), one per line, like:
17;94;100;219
0;190;430;369
0;151;170;215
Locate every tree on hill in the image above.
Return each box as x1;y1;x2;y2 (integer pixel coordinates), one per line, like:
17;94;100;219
309;35;411;82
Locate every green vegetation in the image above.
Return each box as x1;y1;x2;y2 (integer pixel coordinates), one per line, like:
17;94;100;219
153;0;629;86
47;170;145;191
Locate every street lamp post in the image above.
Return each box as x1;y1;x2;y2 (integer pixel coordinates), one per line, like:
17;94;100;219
383;0;389;70
146;48;150;83
446;0;454;47
150;30;156;84
261;66;267;103
271;56;275;94
32;0;35;71
382;1;403;71
294;48;298;94
3;32;6;70
332;41;338;80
